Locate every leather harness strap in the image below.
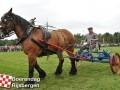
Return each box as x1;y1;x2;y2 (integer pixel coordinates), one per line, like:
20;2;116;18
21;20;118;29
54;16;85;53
16;25;34;45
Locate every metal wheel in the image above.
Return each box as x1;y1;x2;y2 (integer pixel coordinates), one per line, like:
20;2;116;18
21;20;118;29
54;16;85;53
110;53;120;74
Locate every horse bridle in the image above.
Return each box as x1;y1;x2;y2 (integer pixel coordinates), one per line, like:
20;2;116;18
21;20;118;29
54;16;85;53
0;15;15;38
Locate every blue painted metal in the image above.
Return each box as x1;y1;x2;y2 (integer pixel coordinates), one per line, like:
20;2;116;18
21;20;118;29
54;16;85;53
76;50;110;63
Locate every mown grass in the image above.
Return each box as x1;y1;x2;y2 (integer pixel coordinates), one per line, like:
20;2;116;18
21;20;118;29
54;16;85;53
0;47;120;90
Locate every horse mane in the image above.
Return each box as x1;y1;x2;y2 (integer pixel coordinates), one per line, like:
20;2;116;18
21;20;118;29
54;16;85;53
12;13;30;31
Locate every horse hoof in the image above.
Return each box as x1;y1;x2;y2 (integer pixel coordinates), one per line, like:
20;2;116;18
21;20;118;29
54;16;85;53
69;68;77;75
55;66;63;76
39;72;46;79
54;69;62;76
69;71;77;75
55;71;62;76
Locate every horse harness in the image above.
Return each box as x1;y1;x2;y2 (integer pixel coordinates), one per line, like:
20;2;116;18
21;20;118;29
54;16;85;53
15;24;50;42
16;24;72;55
16;25;33;45
15;24;52;54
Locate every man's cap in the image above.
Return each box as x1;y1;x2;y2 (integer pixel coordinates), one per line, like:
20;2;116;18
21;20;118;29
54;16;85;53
87;27;93;30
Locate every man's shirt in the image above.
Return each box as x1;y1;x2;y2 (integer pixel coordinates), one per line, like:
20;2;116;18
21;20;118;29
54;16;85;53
85;33;98;44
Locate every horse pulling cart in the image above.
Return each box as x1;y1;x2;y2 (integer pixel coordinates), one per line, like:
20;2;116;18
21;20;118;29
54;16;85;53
1;8;120;86
38;38;120;75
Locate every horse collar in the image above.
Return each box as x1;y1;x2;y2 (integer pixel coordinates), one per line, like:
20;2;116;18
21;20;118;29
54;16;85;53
16;25;34;45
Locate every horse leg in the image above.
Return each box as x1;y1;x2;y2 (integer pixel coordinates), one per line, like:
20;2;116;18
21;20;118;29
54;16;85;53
35;61;46;79
67;50;77;75
55;51;64;75
69;58;77;75
24;55;36;84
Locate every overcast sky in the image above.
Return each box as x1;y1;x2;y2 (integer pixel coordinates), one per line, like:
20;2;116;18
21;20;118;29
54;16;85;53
0;0;120;39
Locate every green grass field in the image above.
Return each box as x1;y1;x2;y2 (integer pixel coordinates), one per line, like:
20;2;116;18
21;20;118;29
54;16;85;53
0;47;120;90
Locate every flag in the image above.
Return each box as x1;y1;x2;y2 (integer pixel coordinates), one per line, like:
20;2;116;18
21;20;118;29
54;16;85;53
0;74;12;88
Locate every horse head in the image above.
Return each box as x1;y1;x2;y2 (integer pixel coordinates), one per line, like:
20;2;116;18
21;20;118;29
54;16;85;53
0;8;31;39
0;8;15;37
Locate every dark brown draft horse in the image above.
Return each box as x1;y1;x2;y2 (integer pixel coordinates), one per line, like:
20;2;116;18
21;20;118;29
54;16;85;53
0;8;77;84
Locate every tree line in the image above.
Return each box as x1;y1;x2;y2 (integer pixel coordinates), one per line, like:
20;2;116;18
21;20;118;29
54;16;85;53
74;32;120;44
0;32;120;45
0;39;17;46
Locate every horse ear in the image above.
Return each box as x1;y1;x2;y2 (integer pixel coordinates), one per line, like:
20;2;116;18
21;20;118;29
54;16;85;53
7;8;12;15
